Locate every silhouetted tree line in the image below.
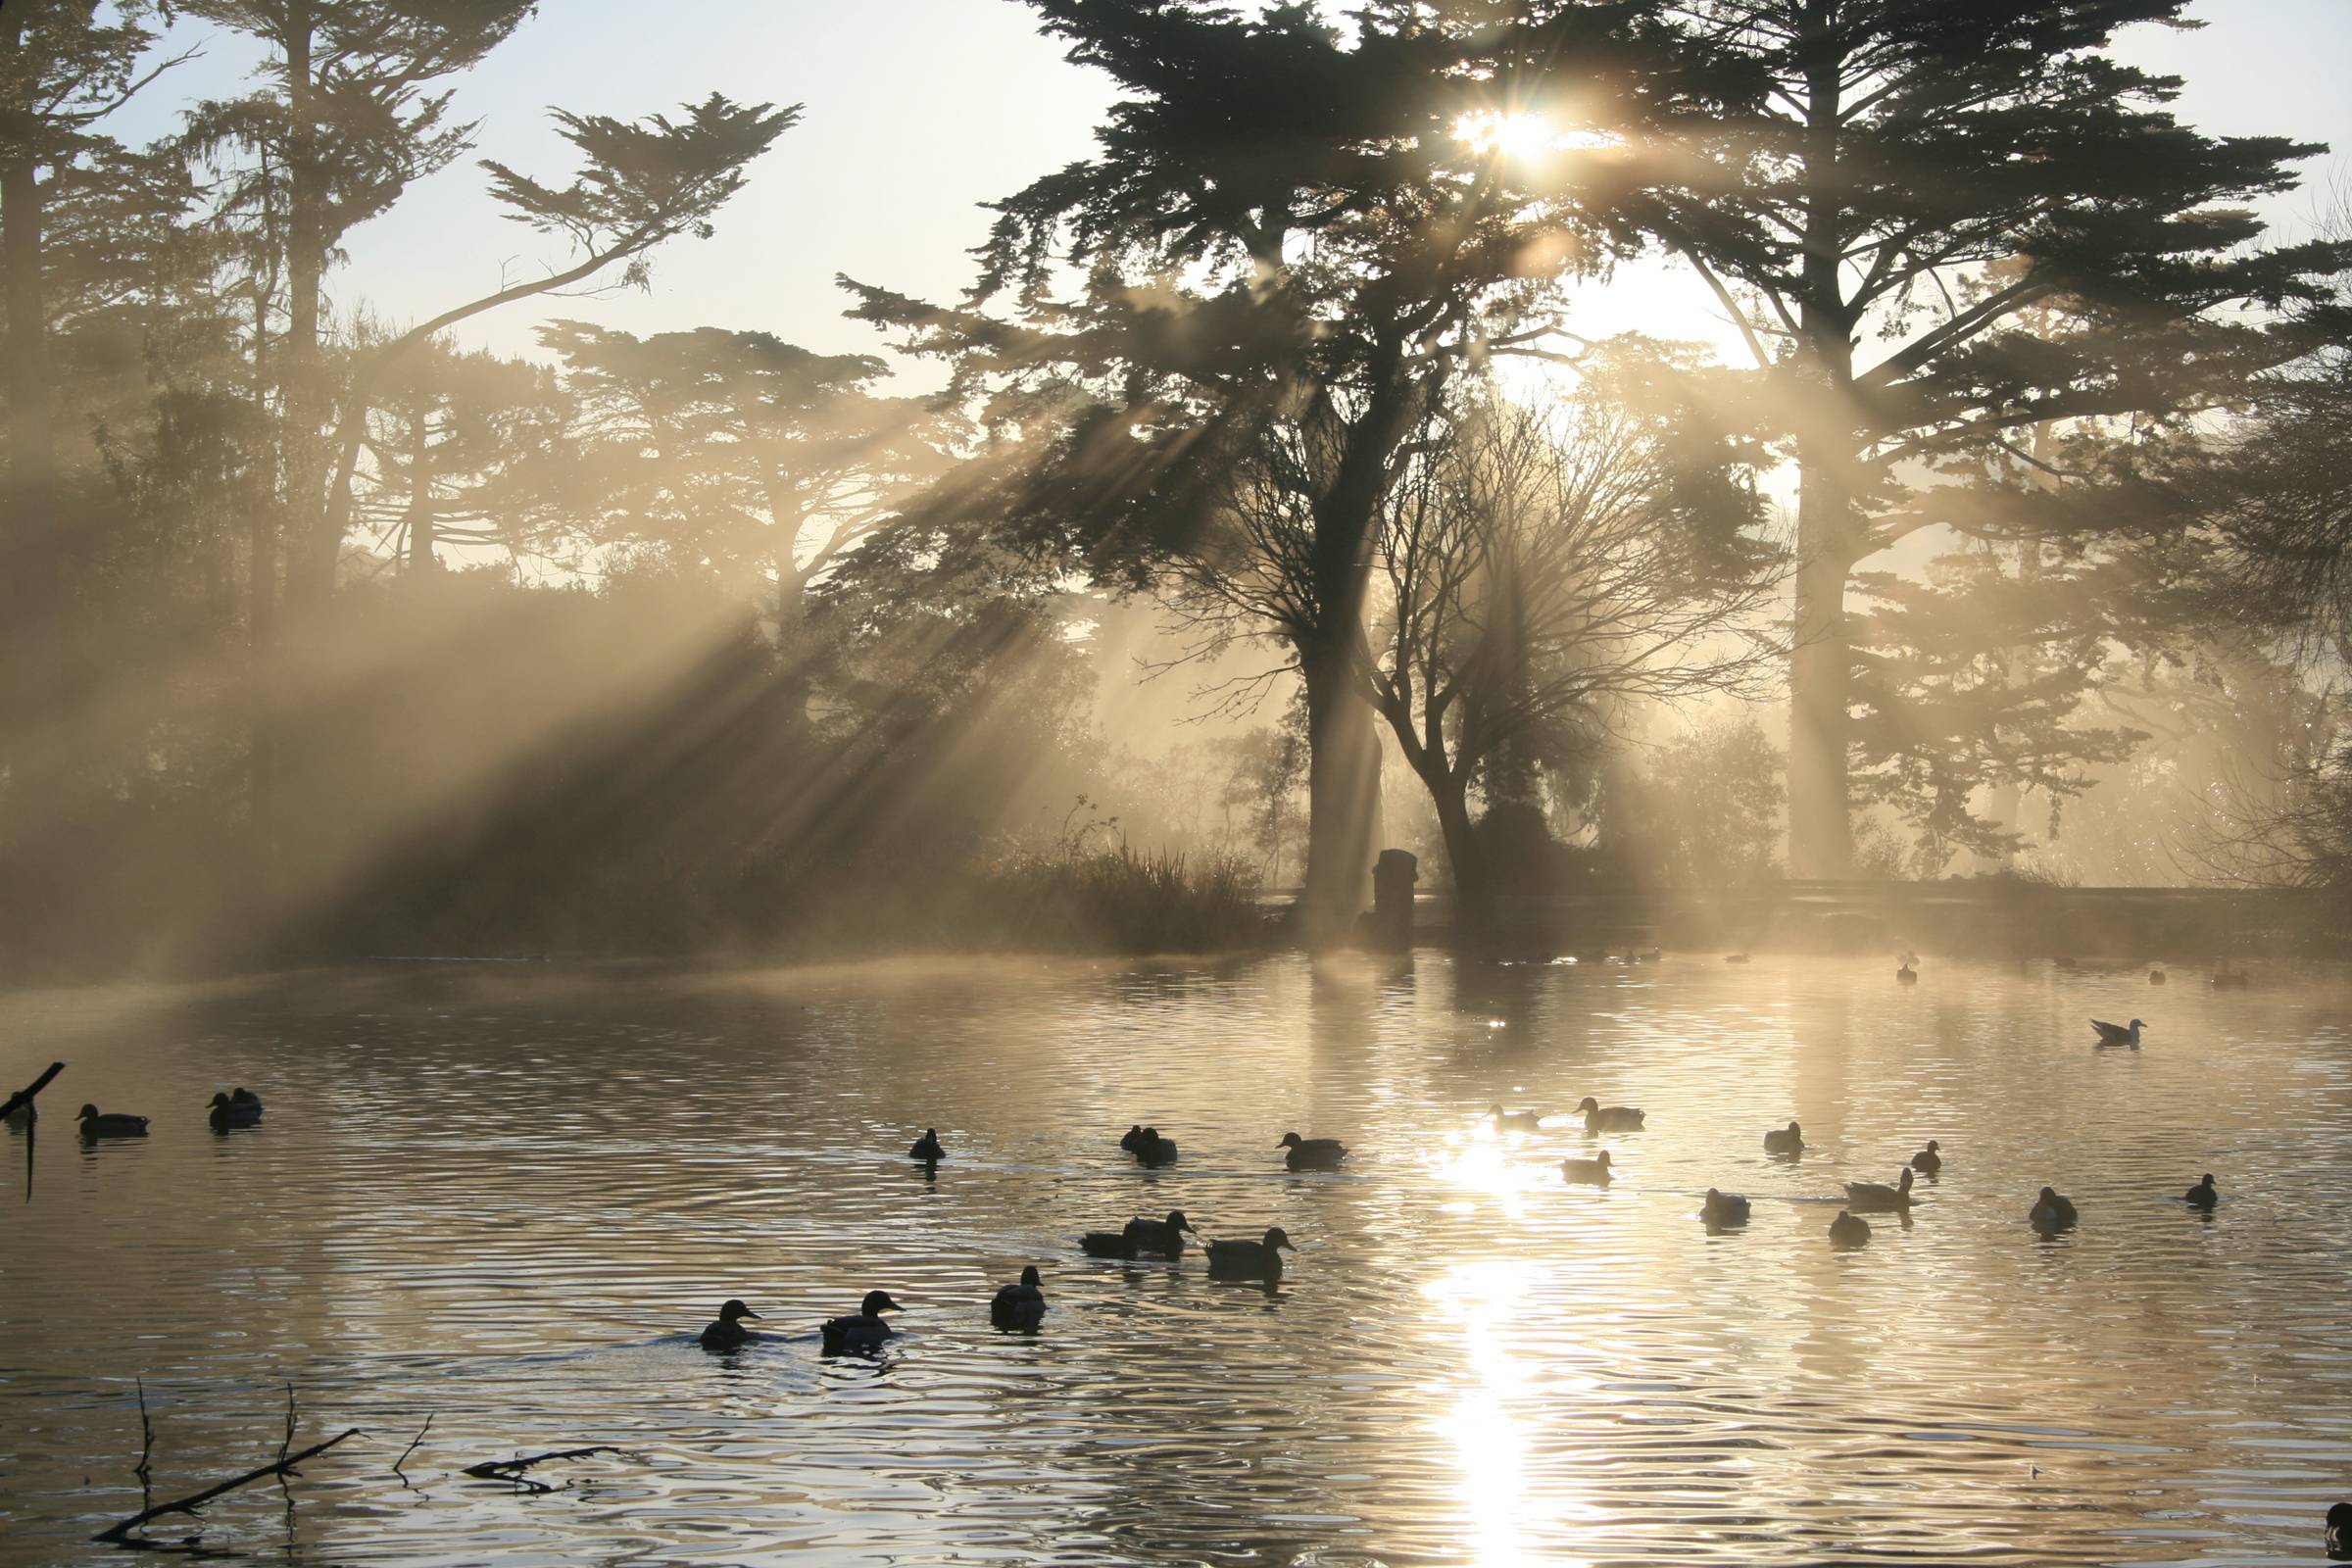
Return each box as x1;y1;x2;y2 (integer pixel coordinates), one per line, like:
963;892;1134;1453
3;0;2349;975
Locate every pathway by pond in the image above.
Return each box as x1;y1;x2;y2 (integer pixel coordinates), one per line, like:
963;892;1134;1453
2;953;2347;1564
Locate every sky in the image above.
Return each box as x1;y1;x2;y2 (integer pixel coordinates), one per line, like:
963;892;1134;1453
108;0;2352;382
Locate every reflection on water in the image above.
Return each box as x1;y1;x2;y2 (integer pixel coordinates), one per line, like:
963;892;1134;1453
2;953;2349;1564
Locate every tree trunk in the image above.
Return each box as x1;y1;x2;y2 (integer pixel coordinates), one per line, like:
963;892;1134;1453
402;397;436;573
1298;634;1380;945
1429;769;1492;948
281;7;333;608
1785;0;1857;880
1;125;65;838
248;283;278;854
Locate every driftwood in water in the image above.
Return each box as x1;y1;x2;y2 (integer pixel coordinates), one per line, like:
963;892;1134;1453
462;1446;622;1494
90;1427;362;1543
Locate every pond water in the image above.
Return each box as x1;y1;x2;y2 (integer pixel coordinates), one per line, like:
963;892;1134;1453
2;952;2349;1566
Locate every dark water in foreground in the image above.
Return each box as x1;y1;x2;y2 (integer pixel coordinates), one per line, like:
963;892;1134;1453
2;953;2348;1566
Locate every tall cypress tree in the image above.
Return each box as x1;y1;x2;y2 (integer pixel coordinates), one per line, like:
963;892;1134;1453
1648;0;2348;875
847;0;1753;940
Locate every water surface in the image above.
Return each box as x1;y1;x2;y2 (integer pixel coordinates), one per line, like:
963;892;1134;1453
2;953;2347;1565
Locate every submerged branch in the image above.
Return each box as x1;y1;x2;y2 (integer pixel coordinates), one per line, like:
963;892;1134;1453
91;1428;363;1544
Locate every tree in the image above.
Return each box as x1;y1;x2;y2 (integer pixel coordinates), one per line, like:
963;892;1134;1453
0;0;182;833
1351;375;1777;921
846;0;1757;942
1649;0;2351;875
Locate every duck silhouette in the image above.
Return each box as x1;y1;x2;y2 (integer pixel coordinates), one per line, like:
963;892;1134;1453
1843;1166;1915;1213
991;1266;1047;1329
76;1104;148;1139
1577;1098;1643;1132
2089;1017;2144;1048
1278;1132;1348;1170
1205;1226;1294;1281
1829;1210;1872;1248
2328;1501;2351;1559
2183;1173;2218;1209
1700;1188;1750;1227
1763;1120;1804;1155
819;1291;903;1353
1560;1150;1612;1186
1490;1104;1544;1133
907;1129;945;1161
1909;1140;1941;1174
698;1298;761;1350
208;1092;262;1130
1128;1126;1178;1164
1895;960;1918;985
2030;1186;2079;1232
2149;968;2167;986
1081;1209;1193;1259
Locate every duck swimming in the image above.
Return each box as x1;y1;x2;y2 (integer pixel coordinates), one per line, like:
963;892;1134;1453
699;1298;761;1350
1909;1140;1941;1174
2149;968;2167;986
1129;1126;1178;1164
1843;1166;1915;1212
1205;1226;1294;1281
819;1290;903;1353
2183;1173;2218;1209
1763;1120;1804;1155
991;1266;1047;1329
1700;1188;1750;1227
1829;1210;1872;1248
1577;1098;1643;1132
908;1128;945;1161
2030;1186;2079;1232
1081;1210;1193;1259
1278;1132;1348;1170
1560;1150;1612;1186
1895;961;1918;985
2089;1017;2144;1048
1491;1104;1544;1133
76;1104;148;1139
208;1092;262;1130
2328;1501;2351;1559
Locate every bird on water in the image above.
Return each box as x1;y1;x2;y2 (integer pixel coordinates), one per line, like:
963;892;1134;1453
2183;1173;2218;1209
1205;1226;1294;1281
699;1298;761;1350
2327;1501;2352;1559
820;1291;904;1353
1560;1150;1612;1186
991;1266;1047;1329
1843;1166;1915;1213
1700;1188;1750;1227
208;1092;262;1130
1577;1097;1643;1132
1764;1120;1804;1155
1909;1141;1941;1174
1829;1210;1872;1248
908;1128;945;1161
2089;1017;2144;1048
77;1104;148;1139
1277;1131;1348;1170
2030;1187;2080;1232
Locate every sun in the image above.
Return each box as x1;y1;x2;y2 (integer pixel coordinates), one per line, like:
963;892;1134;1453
1453;109;1555;159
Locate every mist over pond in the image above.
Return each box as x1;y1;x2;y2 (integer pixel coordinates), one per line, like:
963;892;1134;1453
5;953;2348;1565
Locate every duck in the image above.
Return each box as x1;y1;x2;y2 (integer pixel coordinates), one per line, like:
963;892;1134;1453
230;1087;263;1111
208;1092;262;1130
76;1103;148;1139
1909;1140;1941;1174
1763;1120;1804;1155
1119;1124;1147;1152
2089;1017;2144;1048
1560;1150;1612;1185
1895;960;1918;985
1204;1226;1294;1281
819;1290;904;1353
698;1298;761;1350
1843;1166;1915;1212
2183;1172;2218;1209
1278;1131;1348;1170
907;1128;945;1161
1829;1209;1872;1248
1081;1209;1194;1259
990;1266;1047;1329
1700;1188;1750;1227
1129;1126;1178;1164
1490;1104;1544;1133
2328;1501;2351;1558
2029;1186;2079;1232
2149;968;2167;986
1576;1097;1643;1132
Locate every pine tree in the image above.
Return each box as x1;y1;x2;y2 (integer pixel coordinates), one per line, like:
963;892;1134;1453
1648;0;2350;875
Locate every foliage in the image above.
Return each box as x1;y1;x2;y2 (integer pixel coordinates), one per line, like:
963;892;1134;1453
1619;713;1786;887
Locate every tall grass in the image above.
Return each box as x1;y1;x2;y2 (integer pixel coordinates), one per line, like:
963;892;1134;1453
962;845;1269;955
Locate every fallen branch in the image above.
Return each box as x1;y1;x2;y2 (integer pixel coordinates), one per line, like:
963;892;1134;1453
462;1446;622;1494
91;1428;363;1543
392;1414;434;1480
1;1061;64;1122
134;1378;154;1489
